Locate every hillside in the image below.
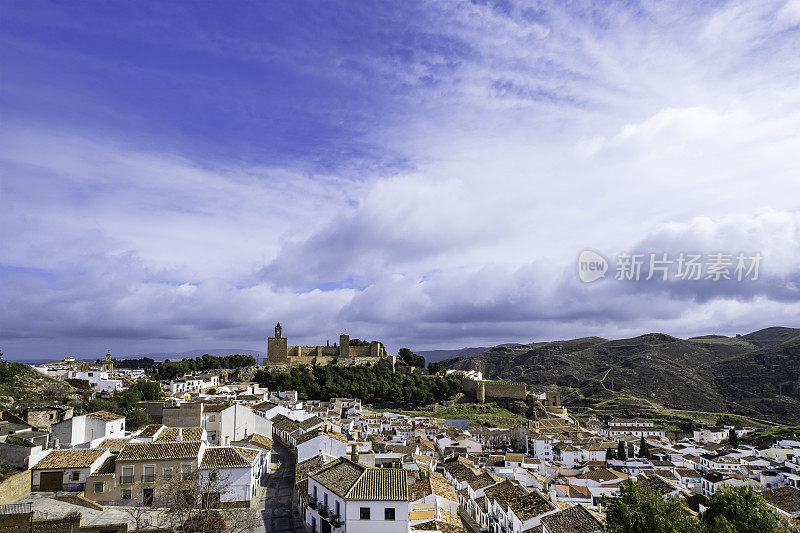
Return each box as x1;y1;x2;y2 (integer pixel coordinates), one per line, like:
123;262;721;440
443;329;800;424
0;362;82;410
742;327;800;347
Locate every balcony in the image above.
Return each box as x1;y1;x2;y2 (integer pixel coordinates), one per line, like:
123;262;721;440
120;475;135;484
142;474;155;483
329;514;342;528
319;506;330;518
308;497;318;510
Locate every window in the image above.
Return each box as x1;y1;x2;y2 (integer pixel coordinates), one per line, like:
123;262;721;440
360;507;371;520
93;482;104;493
143;465;155;482
209;415;216;422
385;507;395;520
70;471;80;481
121;466;134;484
209;472;217;482
121;488;132;500
324;492;328;508
335;501;340;516
163;467;174;479
181;463;193;481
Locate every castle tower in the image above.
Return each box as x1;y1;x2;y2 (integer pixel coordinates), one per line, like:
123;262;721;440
267;322;289;364
339;333;350;358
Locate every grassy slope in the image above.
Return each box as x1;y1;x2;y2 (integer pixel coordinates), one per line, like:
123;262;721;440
0;362;82;411
382;402;527;428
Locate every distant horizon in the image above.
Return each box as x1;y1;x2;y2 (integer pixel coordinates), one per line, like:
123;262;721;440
5;324;795;365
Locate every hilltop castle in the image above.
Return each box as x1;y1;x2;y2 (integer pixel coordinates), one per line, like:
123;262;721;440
265;322;389;367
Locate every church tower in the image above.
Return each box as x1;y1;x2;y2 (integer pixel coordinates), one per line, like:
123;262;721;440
267;322;289;364
101;352;114;375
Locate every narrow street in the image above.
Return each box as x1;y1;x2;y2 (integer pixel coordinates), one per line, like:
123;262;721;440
259;440;305;533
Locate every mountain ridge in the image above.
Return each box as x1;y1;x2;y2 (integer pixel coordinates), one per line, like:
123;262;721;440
441;327;800;423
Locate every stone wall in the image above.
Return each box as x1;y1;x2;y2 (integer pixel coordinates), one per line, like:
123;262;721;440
462;377;527;403
0;470;31;506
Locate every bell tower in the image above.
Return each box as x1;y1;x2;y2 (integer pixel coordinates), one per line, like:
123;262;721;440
267;322;289;364
101;352;114;375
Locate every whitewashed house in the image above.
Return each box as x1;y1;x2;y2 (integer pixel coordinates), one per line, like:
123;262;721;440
51;411;126;448
304;457;409;533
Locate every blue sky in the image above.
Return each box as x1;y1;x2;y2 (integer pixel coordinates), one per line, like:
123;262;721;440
1;0;799;360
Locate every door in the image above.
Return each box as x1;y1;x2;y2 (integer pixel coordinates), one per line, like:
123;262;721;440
321;519;331;533
142;487;154;506
40;471;63;491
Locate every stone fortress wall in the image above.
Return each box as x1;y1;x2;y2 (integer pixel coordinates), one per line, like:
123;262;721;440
461;376;528;403
264;323;387;367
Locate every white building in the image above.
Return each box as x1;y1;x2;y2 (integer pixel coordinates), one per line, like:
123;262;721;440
31;448;111;491
51;411;126;448
169;373;220;393
198;446;262;505
304;457;409;533
66;366;122;393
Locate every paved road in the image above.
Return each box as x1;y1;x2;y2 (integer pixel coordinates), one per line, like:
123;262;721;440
258;440;305;533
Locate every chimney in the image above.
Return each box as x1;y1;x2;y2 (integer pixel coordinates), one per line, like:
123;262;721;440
350;444;358;464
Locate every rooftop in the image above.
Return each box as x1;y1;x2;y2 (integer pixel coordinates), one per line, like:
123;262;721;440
33;449;106;470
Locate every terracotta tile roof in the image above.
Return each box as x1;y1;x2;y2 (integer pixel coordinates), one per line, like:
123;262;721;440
299;416;325;430
97;438;131;453
638;474;679;496
507;490;555;521
411;509;467;533
310;457;407;501
468;472;502;491
118;441;202;461
295;428;347;445
155;427;204;442
33;449;106;470
234;446;261;463
484;481;554;521
200;446;257;469
87;411;125;422
138;424;164;438
408;472;458;502
90;455;117;477
296;454;331;483
202;403;229;412
576;468;628;482
273;417;301;433
233;432;272;450
763;486;800;515
540;504;603;533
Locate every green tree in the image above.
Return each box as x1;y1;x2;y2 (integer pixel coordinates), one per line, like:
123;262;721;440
427;362;445;375
129;380;163;401
125;408;153;431
618;440;627;460
606;480;702;533
728;428;738;449
700;485;781;533
638;436;651;459
398;348;425;368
